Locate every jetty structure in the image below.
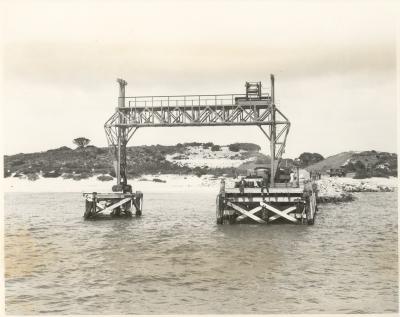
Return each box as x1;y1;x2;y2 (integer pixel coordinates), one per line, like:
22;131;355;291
83;74;318;223
213;76;318;225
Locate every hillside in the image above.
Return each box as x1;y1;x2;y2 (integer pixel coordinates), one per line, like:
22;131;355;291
306;151;397;177
306;152;355;172
4;144;396;181
4;142;266;180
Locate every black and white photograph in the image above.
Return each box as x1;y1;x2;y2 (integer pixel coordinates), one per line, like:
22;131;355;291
1;0;398;315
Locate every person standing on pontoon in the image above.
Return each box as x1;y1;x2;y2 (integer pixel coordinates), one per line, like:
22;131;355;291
239;177;246;194
261;170;270;195
290;170;296;187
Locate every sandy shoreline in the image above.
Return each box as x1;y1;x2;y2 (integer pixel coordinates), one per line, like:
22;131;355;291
3;174;397;200
2;174;221;194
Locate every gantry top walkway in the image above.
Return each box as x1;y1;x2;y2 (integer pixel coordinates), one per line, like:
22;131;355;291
105;92;289;129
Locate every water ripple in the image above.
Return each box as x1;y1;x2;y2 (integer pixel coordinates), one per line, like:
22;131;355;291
4;191;398;314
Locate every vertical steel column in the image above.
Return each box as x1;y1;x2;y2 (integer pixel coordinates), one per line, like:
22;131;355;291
270;74;276;187
117;78;127;185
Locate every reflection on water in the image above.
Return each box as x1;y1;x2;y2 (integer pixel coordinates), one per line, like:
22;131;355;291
4;191;398;314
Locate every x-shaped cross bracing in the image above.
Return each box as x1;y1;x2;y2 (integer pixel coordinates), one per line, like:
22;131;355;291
227;201;299;223
260;202;298;223
226;202;265;223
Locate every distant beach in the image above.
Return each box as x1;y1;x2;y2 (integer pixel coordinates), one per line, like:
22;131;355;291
3;174;397;203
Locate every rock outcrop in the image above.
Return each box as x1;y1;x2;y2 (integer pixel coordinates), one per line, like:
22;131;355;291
316;177;396;203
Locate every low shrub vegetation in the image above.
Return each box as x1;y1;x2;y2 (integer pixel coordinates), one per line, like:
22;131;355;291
62;173;75;179
27;173;39;181
228;143;261;152
97;174;114;181
72;173;92;180
5;143;396;181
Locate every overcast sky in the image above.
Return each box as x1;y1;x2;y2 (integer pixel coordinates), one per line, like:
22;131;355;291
1;0;398;158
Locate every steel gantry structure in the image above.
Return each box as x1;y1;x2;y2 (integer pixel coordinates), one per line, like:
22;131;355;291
104;75;290;188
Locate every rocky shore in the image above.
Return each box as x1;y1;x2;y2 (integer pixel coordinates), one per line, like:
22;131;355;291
316;177;396;203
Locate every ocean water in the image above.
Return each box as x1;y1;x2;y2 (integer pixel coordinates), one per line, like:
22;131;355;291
4;191;398;314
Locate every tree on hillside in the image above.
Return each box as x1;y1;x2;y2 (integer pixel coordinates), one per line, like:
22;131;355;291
229;143;261;152
73;137;90;149
228;144;240;152
298;152;324;168
73;137;91;166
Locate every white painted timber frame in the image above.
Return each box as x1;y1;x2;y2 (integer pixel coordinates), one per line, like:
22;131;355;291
226;202;265;223
260;202;298;223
